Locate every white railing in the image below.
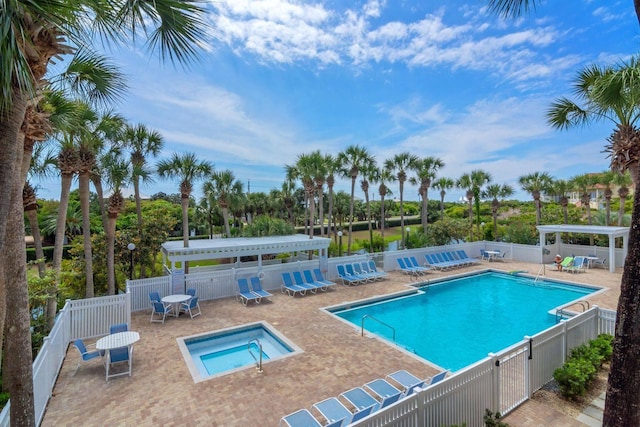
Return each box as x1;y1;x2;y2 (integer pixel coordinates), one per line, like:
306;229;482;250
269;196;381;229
352;306;616;427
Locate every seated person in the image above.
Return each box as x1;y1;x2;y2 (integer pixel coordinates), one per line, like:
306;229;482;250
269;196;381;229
554;254;563;270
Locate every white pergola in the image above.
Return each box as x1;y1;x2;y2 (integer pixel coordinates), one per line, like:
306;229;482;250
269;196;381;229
161;234;332;271
537;225;629;273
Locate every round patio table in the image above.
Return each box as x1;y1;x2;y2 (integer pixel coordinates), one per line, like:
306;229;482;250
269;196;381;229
161;294;191;317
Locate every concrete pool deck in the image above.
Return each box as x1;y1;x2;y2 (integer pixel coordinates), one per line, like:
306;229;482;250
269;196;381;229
41;260;622;426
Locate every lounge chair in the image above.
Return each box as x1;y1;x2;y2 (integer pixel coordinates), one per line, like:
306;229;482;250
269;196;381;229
396;257;419;276
565;256;587;274
281;272;307;296
292;271;320;293
279;408;322;427
150;301;173;323
559;256;574;272
366;260;388;280
250;276;274;299
428;370;449;385
237;278;262;305
456;250;480;265
345;263;371;282
424;253;448;270
336;264;362;285
303;270;331;291
340;387;380;412
364;378;403;404
72;339;104;376
386;370;425;395
432;253;458;269
407;256;432;274
351;263;376;281
180;296;201;318
313;398;352;426
310;269;337;289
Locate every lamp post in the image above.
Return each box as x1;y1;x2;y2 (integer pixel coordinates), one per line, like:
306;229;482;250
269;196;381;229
337;231;343;257
480;222;485;241
405;227;410;249
127;243;136;281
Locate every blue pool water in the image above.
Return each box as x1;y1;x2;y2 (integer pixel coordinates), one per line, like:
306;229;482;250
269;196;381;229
182;323;297;379
332;271;598;372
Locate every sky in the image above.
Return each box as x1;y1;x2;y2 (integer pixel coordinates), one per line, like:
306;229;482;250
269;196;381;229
38;0;640;203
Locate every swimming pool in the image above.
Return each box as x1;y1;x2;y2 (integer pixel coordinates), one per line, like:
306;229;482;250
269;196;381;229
178;322;302;382
330;271;600;372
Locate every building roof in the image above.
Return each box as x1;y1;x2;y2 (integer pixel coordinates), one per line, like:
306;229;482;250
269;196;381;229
536;225;629;239
161;234;331;263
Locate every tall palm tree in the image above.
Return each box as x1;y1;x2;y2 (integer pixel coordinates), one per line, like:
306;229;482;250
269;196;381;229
338;145;376;254
103;151;130;295
360;163;379;253
410;156;444;232
384;152;418;249
549;179;572;224
457;170;491;236
518;171;553;226
457;173;475;235
157;152;213;272
488;3;640;424
1;3;207;421
433;177;454;220
203;170;243;238
377;167;395;243
613;171;632;226
482;183;514;240
597;171;615;226
571;173;596;226
324;154;339;239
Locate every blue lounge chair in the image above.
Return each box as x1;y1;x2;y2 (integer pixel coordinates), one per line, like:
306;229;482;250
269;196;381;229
407;256;432;274
365;260;387;280
428;370;449;385
434;252;459;268
364;378;403;404
236;278;261;305
279;409;322;427
309;269;336;290
345;263;370;282
292;271;320;293
351;263;376;281
336;264;362;285
250;276;273;300
386;370;425;395
340;387;380;412
303;269;331;291
313;398;351;426
180;296;201;318
396;257;419;276
72;339;104;376
456;250;480;265
281;272;307;296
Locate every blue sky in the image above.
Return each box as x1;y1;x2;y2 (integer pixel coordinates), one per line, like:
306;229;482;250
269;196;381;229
39;0;639;202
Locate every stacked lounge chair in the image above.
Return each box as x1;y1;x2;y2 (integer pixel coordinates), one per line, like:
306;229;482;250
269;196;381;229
281;272;307;296
336;264;364;285
396;257;422;276
425;250;480;270
236;278;262;306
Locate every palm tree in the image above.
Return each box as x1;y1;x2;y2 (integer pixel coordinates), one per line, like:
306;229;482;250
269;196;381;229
103;152;130;295
549;179;572;224
433;177;455;220
324;154;339;238
457;173;475;235
488;4;640;424
518;171;553;225
613;171;632;226
384;152;418;249
571;173;597;227
338;145;376;254
410;156;444;232
203;170;243;238
360;163;379;253
597;171;615;226
482;183;514;240
457;170;491;236
157;152;213;272
377;167;396;243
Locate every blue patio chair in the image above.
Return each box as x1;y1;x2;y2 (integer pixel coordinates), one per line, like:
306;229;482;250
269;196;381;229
110;323;128;334
180;296;201;318
345;263;370;282
428;370;449;385
364;261;387;280
150;301;173;323
303;269;330;291
149;291;161;312
336;264;362;285
396;257;419;276
312;397;353;426
250;276;273;300
292;271;320;293
364;378;403;403
312;268;337;288
407;256;432;274
237;278;261;305
386;370;425;396
279;408;322;427
72;339;104;376
340;387;380;412
281;272;306;296
106;345;131;381
186;288;196;297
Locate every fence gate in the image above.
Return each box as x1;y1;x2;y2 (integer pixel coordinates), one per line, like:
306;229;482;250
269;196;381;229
496;343;530;414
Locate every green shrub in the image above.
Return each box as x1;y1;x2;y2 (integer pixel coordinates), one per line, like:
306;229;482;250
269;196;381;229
554;357;596;398
591;334;613;362
484;409;509;427
570;344;603;373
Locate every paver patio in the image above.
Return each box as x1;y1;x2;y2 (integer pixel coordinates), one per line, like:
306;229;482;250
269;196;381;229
41;260;622;426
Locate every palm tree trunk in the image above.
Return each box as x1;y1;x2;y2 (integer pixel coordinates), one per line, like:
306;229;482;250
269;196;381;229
604;176;640;426
380;195;386;244
308;193;316;239
91;175;108;232
399;182;405;249
79;172;94;298
53;173;73;271
25;208;46;278
222;207;232;238
2;172;35;427
328;185;335;239
106;215;117;295
440;191;445;220
181;195;190;273
318;191;325;237
535;199;541;225
348;177;356;254
365;192;373;253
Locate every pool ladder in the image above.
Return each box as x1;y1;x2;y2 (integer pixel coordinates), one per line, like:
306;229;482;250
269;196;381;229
248;339;263;373
555;300;590;323
361;314;396;341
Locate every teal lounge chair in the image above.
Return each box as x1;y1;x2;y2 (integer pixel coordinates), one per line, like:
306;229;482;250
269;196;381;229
364;378;403;403
386;370;425;395
250;276;273;300
281;272;306;296
340;387;380;412
303;269;331;291
236;278;261;305
292;271;320;293
336;264;362;285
